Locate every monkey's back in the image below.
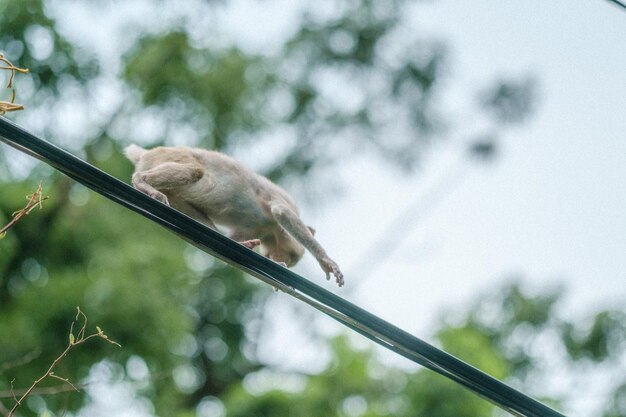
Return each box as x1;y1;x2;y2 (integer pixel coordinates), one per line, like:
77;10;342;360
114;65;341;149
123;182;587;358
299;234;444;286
141;146;297;230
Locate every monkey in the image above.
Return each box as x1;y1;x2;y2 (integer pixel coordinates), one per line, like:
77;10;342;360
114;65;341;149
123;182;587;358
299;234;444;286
124;144;344;287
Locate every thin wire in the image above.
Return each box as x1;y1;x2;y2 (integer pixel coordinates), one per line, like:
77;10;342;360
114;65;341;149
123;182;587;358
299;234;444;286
606;0;626;11
346;154;470;295
0;116;565;417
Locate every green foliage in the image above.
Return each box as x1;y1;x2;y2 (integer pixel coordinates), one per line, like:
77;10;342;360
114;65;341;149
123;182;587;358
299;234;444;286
458;283;563;376
217;282;625;417
270;0;447;175
124;32;270;149
0;172;269;415
562;310;626;362
0;178;184;410
437;325;509;380
0;0;97;100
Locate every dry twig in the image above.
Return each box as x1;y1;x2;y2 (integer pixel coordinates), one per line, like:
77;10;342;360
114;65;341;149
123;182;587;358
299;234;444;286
0;53;28;115
0;183;49;239
6;307;120;417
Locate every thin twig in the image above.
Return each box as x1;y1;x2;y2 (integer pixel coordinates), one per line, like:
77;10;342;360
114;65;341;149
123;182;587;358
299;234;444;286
48;374;80;393
0;54;28;115
0;183;49;238
7;307;121;417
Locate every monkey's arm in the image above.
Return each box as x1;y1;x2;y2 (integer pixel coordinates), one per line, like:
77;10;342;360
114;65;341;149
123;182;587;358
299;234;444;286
270;204;344;286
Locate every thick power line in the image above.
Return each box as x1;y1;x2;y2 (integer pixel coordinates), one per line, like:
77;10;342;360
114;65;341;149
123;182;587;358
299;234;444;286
0;116;565;417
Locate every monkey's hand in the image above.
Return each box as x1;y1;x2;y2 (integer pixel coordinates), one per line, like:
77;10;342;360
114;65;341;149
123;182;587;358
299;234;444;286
319;257;344;287
240;239;261;250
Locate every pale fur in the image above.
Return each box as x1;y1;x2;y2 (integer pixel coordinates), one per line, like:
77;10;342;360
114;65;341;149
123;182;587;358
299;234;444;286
123;144;145;164
125;145;344;286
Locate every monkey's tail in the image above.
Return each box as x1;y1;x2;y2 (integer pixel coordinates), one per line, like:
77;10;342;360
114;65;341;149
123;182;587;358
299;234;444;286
124;144;145;164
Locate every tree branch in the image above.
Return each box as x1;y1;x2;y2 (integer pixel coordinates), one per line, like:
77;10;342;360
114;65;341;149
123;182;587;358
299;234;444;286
0;54;28;115
6;307;120;417
0;183;49;238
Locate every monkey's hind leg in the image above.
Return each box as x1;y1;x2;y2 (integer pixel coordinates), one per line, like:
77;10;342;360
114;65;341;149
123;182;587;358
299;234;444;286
132;162;204;206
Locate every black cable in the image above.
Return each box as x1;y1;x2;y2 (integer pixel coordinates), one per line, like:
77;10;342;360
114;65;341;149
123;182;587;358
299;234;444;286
0;116;565;417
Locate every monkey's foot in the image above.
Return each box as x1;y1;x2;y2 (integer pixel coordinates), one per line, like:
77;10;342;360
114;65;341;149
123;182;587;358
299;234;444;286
319;257;344;287
149;191;170;206
240;239;261;249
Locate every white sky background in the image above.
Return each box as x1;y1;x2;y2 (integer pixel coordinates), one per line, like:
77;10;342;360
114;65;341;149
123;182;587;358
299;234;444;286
42;0;626;416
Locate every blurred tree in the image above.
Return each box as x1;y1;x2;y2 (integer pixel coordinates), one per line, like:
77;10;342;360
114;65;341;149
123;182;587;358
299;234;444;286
218;283;625;417
220;334;495;417
0;0;96;99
